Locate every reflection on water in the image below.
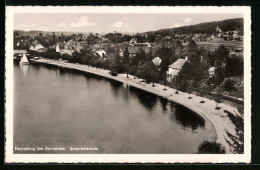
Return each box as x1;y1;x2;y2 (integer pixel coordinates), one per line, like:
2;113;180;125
19;64;29;75
159;97;168;113
129;86;158;111
13;62;212;154
175;104;205;131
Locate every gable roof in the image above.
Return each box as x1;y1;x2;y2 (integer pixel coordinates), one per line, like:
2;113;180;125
152;57;162;67
128;46;150;54
65;39;76;46
76;41;88;47
168;59;186;70
31;40;41;46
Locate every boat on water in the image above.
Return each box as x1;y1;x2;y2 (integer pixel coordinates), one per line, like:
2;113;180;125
20;53;30;65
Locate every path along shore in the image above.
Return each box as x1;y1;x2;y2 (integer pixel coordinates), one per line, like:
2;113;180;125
34;58;242;153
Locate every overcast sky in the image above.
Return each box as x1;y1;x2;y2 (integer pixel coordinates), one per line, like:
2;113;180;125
14;13;243;33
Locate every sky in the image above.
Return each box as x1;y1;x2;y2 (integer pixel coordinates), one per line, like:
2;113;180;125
14;13;243;33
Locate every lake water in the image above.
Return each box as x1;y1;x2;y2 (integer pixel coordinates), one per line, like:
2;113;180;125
13;61;214;154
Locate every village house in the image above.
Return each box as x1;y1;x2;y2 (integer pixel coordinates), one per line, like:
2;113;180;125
166;58;187;82
30;41;44;51
48;45;55;50
15;39;29;50
62;39;89;53
164;36;172;40
152;57;162;67
89;44;103;49
93;48;107;58
60;49;75;56
101;37;109;43
34;44;44;51
229;48;243;58
76;42;88;52
64;39;77;50
128;47;138;58
119;49;124;57
131;42;151;47
55;42;65;52
216;26;222;33
208;67;216;77
128;46;151;58
129;38;137;44
37;47;48;53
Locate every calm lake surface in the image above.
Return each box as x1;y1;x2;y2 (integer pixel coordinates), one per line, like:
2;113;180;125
14;61;213;154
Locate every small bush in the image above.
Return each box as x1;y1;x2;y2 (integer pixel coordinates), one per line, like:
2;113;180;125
221;78;237;91
198;141;225;154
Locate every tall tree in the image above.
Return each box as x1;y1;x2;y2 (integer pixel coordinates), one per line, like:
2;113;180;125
146;48;153;61
158;47;172;88
123;46;130;78
209;45;229;85
214;45;229;66
137;46;146;61
178;58;210;91
139;61;159;85
123;46;130;63
129;65;138;79
213;88;222;109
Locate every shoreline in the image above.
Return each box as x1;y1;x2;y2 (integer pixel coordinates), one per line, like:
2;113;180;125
33;58;241;153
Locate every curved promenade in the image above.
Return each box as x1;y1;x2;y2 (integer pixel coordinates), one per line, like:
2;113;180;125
35;58;241;153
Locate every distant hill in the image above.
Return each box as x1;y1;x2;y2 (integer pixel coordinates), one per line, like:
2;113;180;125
144;18;243;35
14;30;45;36
14;30;134;36
14;30;90;36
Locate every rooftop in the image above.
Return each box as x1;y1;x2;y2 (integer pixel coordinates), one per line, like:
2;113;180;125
168;59;187;70
128;46;150;54
152;57;162;67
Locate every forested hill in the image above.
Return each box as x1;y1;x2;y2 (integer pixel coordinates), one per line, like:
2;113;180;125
144;18;243;35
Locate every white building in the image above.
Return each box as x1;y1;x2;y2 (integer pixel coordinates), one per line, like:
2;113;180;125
152;57;162;67
129;38;137;44
119;49;123;57
94;48;106;58
56;43;61;52
166;58;187;82
30;41;44;51
208;67;216;77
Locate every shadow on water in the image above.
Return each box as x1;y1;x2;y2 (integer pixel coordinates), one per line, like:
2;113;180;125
41;63;58;71
129;86;158;112
169;102;176;112
13;59;20;65
159;97;168;113
30;63;41;73
58;67;85;77
108;80;123;89
174;104;205;131
41;63;104;82
47;63;124;96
